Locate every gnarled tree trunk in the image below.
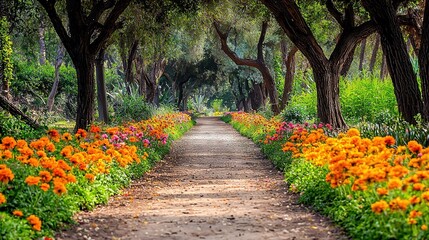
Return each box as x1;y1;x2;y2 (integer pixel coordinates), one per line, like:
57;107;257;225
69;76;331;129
96;48;109;123
46;44;65;111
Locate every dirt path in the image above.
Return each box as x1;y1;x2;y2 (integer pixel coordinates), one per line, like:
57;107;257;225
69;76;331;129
56;117;348;240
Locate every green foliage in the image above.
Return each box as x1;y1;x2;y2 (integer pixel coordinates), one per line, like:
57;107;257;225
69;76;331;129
0;17;14;87
0;111;46;139
281;105;309;123
340;77;398;123
211;99;223;112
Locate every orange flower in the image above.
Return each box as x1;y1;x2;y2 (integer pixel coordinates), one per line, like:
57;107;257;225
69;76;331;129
422;225;428;231
27;215;42;231
85;173;95;182
57;160;71;171
346;128;360;137
3;150;13;159
413;183;426;191
2;136;16;150
47;129;60;138
66;174;76;183
75;129;87;139
376;188;388;196
408;140;422;153
46;143;56;152
0;164;14;183
410;196;421;205
62;133;73;141
12;210;23;217
39;171;52;183
387;178;403;190
53;181;67;195
384;136;395;146
408;218;417;225
52;168;66;178
16;139;27;148
0;193;6;204
40;183;50;191
25;176;41;186
389;197;410;211
371;200;389;214
90;125;101;133
422;191;429;201
409;210;423;218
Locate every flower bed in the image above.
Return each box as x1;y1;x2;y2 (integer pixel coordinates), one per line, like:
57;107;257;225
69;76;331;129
0;113;193;239
224;112;429;239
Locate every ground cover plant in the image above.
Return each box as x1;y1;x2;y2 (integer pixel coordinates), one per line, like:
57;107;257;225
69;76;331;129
224;112;429;239
0;112;193;239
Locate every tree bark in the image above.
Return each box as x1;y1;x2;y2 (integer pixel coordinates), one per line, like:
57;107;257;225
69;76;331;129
362;0;423;124
46;44;65;111
280;43;298;109
249;82;264;111
358;38;366;72
124;40;138;93
369;34;380;73
96;48;109;123
419;0;429;119
380;54;388;80
0;94;41;129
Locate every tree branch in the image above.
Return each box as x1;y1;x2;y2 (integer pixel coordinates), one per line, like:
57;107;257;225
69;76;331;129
213;21;260;68
90;0;132;55
326;0;344;27
36;0;72;50
257;21;268;62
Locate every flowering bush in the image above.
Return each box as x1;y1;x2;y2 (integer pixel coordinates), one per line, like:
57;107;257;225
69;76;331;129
225;112;429;239
0;113;193;239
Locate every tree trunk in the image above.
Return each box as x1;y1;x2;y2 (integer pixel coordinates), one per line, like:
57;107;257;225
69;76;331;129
73;54;95;132
369;34;380;73
281;45;298;109
314;65;346;127
38;19;47;65
46;44;65;111
419;0;429;119
249;82;264;110
362;0;423;124
358;38;366;72
124;40;138;92
135;55;146;96
0;94;41;129
96;48;109;123
380;54;388;80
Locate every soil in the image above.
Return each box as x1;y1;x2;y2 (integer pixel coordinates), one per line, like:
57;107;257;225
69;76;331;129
55;117;349;240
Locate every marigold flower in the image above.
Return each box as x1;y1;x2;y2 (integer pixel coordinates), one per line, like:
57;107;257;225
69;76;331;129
27;215;42;231
384;136;396;146
389;197;410;211
422;225;428;231
16;139;27;148
85;173;95;182
62;133;73;141
66;174;76;183
388;178;403;190
409;210;423;218
75;129;87;139
408;140;423;154
40;183;50;191
371;200;389;214
3;150;13;159
0;193;6;204
376;188;388;196
46;143;56;152
47;129;60;138
52;168;66;178
39;171;52;183
413;183;426;191
90;125;101;133
410;196;421;205
0;165;14;183
53;181;67;195
2;136;16;150
346;128;360;137
25;176;41;186
12;210;23;217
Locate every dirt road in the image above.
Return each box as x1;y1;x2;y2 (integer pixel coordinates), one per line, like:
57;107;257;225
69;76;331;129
56;117;348;240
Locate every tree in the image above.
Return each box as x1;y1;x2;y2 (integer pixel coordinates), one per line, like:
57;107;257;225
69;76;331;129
260;0;376;128
419;0;429;118
361;0;423;124
214;20;280;114
36;0;132;131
